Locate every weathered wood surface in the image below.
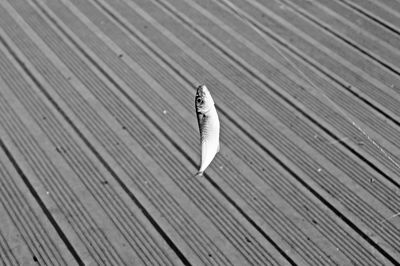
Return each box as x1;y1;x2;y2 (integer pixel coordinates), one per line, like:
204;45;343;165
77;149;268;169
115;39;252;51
0;0;400;265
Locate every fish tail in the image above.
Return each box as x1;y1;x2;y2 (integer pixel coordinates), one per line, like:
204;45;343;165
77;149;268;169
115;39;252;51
193;171;204;177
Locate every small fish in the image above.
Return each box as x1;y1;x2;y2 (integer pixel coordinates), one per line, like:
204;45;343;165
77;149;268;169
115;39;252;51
194;85;220;177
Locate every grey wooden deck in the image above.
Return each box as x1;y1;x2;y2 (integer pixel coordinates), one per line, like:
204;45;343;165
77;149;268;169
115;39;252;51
1;0;400;265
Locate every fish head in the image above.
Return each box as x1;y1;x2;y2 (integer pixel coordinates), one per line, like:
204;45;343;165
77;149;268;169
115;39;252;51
195;84;215;113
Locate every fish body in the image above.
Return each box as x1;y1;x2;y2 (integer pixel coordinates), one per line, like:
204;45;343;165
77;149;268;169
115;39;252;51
195;85;220;177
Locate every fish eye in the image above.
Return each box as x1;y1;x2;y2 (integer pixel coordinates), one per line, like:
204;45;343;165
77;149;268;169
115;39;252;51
196;98;203;104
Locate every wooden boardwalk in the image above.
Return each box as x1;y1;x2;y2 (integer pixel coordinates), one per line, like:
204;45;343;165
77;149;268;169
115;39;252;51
1;0;400;265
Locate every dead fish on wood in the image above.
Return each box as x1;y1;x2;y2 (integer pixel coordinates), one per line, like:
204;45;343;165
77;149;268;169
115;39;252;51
194;85;220;177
